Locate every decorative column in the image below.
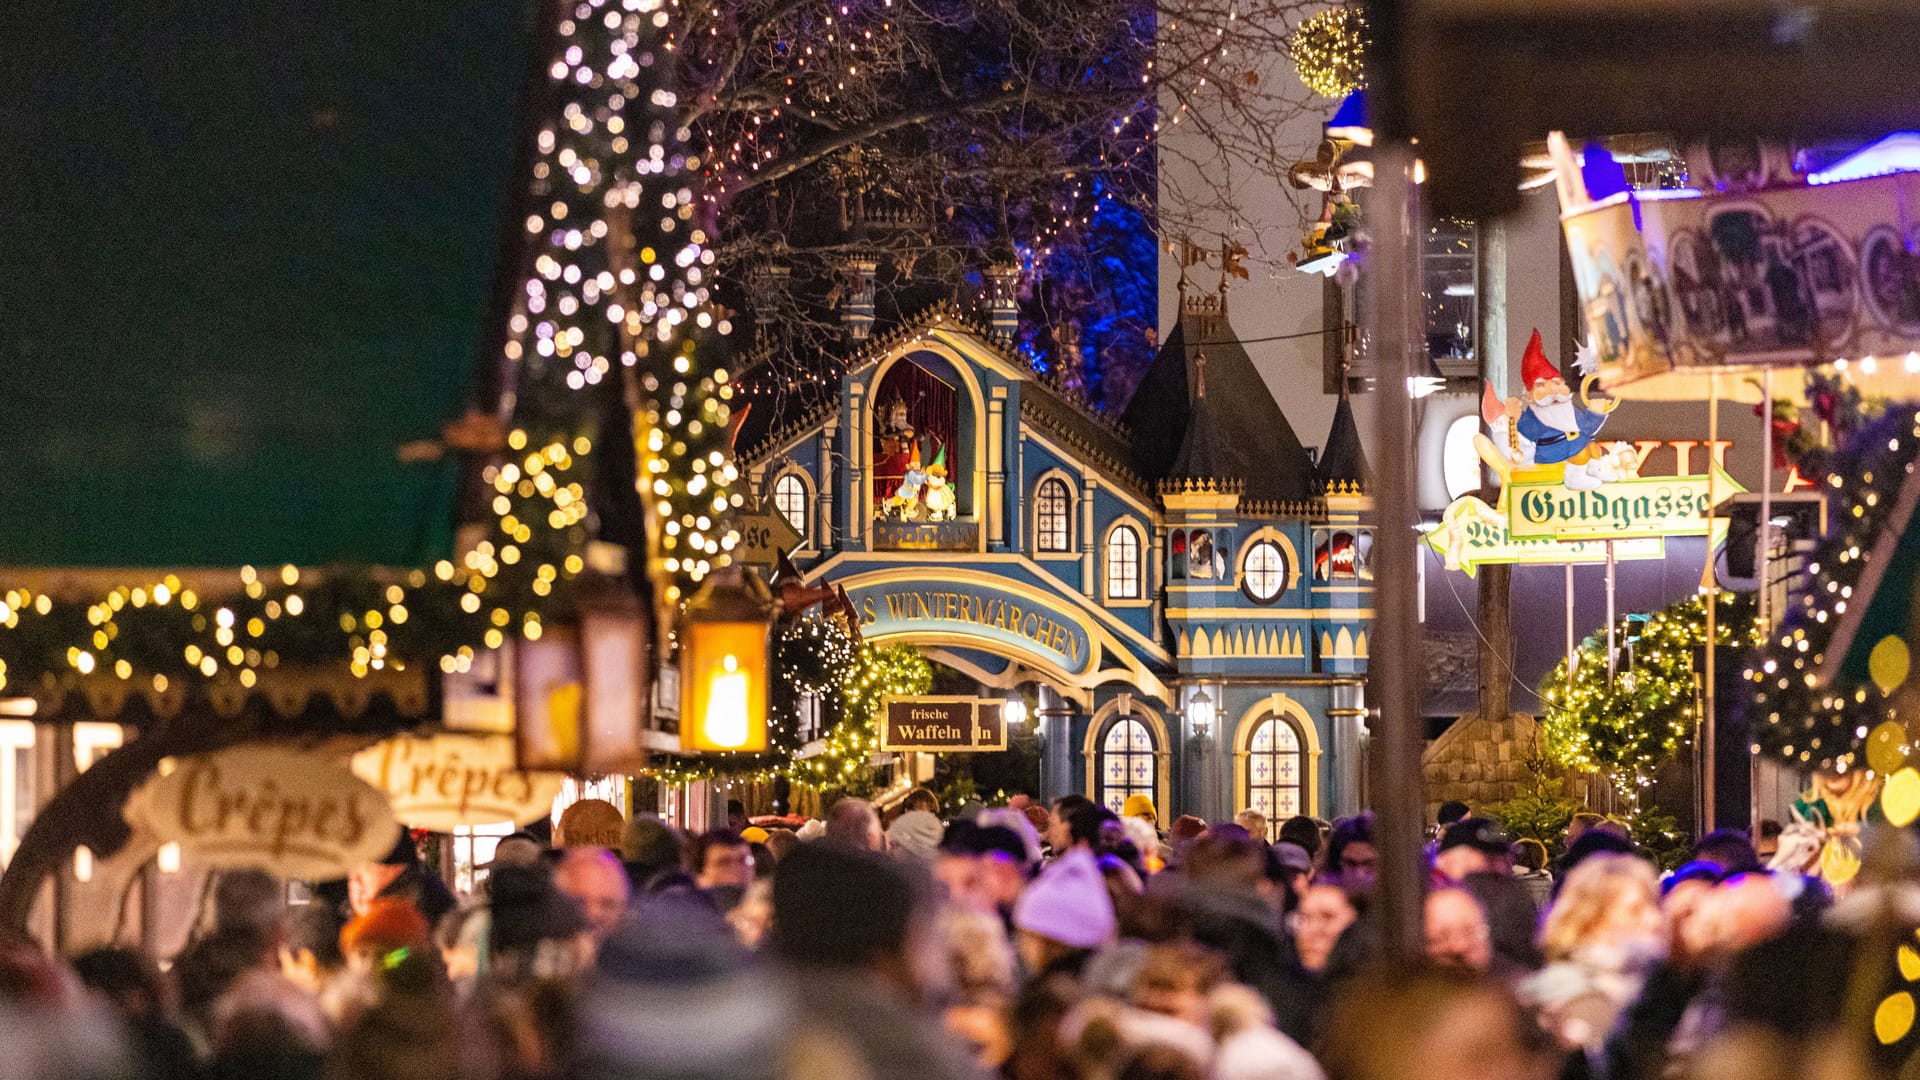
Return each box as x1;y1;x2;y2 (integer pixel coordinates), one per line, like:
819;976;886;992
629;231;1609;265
1037;684;1076;802
847;386;867;548
988;389;1007;548
1330;682;1369;817
749;262;792;340
816;423;836;550
841;257;878;342
1081;476;1099;598
983;260;1020;339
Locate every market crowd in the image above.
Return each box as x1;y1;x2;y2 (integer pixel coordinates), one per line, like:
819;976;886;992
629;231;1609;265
0;790;1908;1080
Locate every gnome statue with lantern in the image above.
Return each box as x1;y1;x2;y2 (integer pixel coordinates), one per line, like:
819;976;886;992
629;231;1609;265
1475;329;1629;491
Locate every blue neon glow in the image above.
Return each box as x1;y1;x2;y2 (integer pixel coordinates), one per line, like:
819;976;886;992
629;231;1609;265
1808;133;1920;185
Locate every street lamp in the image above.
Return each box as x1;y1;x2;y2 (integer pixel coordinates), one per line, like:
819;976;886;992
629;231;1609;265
1003;697;1029;728
679;565;775;753
1187;686;1214;739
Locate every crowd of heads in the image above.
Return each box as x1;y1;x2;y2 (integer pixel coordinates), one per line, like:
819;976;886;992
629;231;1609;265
0;789;1905;1080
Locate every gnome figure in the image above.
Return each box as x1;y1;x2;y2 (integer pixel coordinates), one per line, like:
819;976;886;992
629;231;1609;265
1477;330;1619;490
885;440;927;520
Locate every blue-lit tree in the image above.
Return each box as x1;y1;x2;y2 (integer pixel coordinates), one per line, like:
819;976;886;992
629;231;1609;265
661;0;1331;407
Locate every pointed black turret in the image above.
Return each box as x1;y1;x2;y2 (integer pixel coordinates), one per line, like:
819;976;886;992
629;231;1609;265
1315;385;1369;492
1122;288;1315;502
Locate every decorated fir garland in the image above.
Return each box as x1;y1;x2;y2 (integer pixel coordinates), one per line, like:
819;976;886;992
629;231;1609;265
0;426;590;700
1540;593;1759;804
1745;400;1920;771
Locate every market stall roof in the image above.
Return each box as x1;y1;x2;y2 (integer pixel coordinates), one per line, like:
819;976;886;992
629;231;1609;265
0;5;531;569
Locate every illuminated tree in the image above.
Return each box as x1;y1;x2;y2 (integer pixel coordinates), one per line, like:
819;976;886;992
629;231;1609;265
1539;594;1759;807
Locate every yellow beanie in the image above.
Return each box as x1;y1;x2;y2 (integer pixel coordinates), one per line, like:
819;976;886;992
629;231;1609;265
1122;794;1158;821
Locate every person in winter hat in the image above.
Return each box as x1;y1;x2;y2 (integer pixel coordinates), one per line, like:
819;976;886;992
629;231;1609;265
889;807;946;863
1012;847;1116;976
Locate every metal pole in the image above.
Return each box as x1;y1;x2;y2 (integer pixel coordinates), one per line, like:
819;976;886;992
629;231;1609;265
1364;140;1426;966
1703;384;1719;833
1759;369;1774;626
1606;540;1618;682
1566;563;1577;679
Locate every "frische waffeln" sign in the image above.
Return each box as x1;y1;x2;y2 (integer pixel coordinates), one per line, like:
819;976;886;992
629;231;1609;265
880;697;1008;753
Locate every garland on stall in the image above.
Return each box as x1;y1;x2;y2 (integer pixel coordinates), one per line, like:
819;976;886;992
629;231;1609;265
0;427;590;699
1745;400;1920;771
0;2;736;705
1540;593;1760;805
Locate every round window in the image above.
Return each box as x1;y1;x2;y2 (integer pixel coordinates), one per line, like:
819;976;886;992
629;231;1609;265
1242;540;1288;603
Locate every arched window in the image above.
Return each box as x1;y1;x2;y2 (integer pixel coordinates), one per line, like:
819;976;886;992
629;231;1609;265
1241;539;1288;604
1034;478;1072;552
1099;716;1157;814
772;472;808;536
1106;524;1142;599
1245;715;1305;818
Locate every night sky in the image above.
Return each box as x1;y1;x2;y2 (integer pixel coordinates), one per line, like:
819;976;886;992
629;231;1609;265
0;2;533;567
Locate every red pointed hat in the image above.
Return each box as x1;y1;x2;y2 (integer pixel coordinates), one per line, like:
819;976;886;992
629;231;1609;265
1520;329;1561;387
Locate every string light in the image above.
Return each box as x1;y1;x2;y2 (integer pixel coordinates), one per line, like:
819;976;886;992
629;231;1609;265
1539;594;1761;809
1289;6;1368;99
1749;398;1919;771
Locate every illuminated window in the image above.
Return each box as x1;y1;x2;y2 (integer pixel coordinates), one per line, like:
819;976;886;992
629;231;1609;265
451;821;516;896
1099;716;1157;814
1245;715;1305;818
1106;524;1142;599
1035;478;1072;552
773;472;808;536
1242;540;1288;603
0;722;33;868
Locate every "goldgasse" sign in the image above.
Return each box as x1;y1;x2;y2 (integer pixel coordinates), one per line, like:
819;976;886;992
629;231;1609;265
125;744;398;879
881;697;1008;753
1506;466;1743;542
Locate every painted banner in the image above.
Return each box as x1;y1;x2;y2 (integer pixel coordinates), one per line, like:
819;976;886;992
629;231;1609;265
1506;465;1744;542
352;732;567;832
848;577;1096;676
880;697;1007;752
124;745;398;879
1560;141;1920;391
1426;495;1666;576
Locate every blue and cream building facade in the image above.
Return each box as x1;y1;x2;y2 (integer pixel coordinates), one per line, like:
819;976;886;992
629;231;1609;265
736;295;1373;822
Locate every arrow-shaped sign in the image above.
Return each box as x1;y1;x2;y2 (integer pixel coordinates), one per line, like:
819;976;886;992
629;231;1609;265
1506;465;1745;543
1426;495;1666;576
734;499;802;569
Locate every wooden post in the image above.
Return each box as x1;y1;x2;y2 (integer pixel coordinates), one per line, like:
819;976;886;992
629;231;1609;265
1475;219;1512;726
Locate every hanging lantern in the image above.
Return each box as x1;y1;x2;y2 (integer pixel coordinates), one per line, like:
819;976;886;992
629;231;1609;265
679;565;774;753
578;557;654;773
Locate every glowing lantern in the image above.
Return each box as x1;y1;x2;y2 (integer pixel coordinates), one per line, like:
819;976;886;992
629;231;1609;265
679;566;773;753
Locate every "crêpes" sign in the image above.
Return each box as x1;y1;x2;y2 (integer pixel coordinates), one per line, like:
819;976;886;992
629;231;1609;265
124;744;398;879
352;732;567;831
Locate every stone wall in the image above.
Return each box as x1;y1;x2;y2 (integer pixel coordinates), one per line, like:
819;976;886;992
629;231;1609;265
1421;712;1575;822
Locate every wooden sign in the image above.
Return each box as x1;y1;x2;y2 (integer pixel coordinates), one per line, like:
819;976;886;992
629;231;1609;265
1426;493;1666;576
880;697;1007;753
124;745;398;880
351;733;566;831
1505;466;1743;542
872;520;980;552
735;505;802;569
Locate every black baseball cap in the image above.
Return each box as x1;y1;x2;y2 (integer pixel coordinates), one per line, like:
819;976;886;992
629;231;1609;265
1438;817;1511;856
